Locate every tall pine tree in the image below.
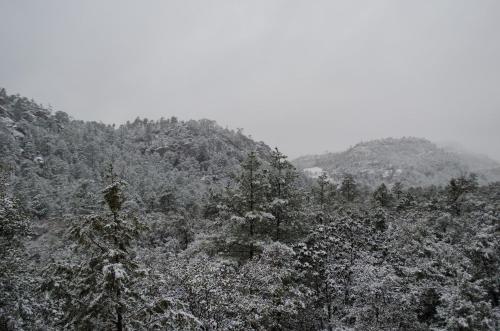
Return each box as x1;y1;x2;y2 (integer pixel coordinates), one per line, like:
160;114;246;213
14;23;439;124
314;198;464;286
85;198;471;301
266;148;302;241
225;152;271;260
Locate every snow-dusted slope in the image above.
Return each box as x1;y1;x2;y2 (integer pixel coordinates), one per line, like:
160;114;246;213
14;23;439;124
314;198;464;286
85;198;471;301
293;137;500;187
0;87;272;216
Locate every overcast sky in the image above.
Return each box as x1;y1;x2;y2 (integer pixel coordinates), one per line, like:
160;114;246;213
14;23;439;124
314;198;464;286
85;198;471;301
1;0;499;160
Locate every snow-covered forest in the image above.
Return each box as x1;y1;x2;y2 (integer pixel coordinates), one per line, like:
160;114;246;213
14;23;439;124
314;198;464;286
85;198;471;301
0;89;499;330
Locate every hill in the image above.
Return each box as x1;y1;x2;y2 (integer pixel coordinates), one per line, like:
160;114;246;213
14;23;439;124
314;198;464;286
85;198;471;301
0;87;270;218
293;137;500;187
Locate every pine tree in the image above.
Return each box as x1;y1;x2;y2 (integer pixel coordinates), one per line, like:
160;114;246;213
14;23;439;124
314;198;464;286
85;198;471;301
225;152;271;260
340;173;357;202
312;172;332;210
44;164;144;330
446;173;478;215
266;148;302;241
373;183;392;207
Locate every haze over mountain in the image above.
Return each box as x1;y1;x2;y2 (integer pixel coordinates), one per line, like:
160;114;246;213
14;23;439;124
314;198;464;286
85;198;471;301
294;137;500;187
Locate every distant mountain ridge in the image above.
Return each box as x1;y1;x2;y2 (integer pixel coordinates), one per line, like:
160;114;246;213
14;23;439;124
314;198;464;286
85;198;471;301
293;137;500;187
2;86;499;205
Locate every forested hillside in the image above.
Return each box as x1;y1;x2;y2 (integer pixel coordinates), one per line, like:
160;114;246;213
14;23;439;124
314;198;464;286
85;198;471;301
1;89;499;330
0;87;270;219
294;137;500;187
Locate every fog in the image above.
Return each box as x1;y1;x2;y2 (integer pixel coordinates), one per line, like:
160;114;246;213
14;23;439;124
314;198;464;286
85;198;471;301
1;0;499;159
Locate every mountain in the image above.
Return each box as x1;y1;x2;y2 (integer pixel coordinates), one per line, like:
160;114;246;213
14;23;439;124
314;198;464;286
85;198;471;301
0;88;270;218
293;137;500;187
2;86;499;217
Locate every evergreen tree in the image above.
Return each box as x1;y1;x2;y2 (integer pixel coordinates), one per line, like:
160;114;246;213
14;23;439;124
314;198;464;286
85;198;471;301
340;173;357;202
312;172;333;211
225;152;271;260
446;173;478;215
266;148;302;241
372;183;392;207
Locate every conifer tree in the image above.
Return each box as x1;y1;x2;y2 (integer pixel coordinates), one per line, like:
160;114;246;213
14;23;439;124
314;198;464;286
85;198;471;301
446;173;478;215
266;148;301;241
312;172;331;210
373;183;392;207
339;173;357;202
226;151;270;260
44;164;143;330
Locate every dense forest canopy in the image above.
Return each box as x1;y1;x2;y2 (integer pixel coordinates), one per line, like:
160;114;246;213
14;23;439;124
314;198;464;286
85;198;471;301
0;88;499;330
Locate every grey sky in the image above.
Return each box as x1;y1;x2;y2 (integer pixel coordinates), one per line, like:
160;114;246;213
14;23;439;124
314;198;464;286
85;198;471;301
1;0;499;160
